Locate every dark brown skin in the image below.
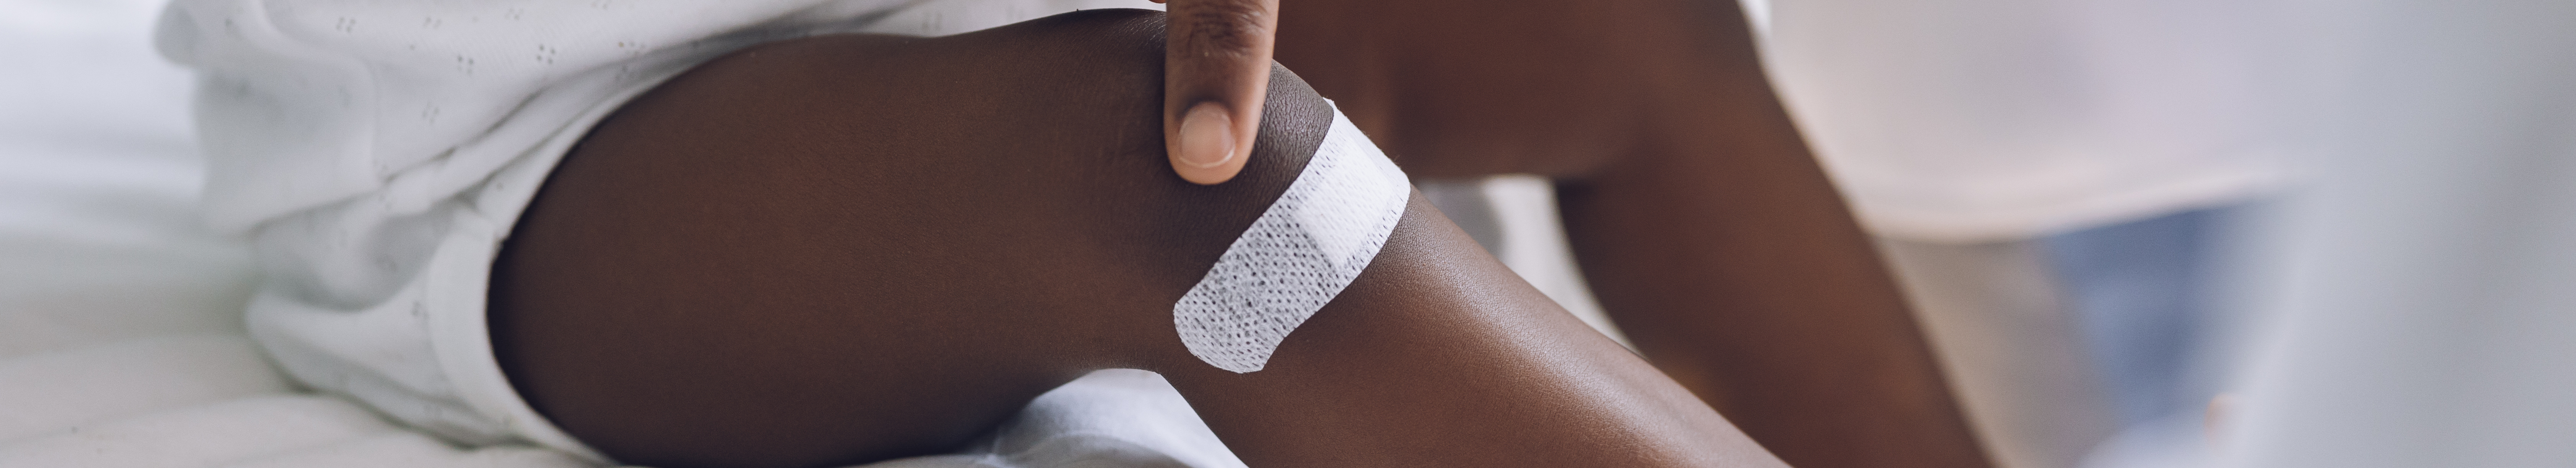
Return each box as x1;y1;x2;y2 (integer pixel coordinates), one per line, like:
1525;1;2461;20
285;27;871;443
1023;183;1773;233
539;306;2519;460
1270;2;1993;468
495;2;1995;468
494;10;1779;468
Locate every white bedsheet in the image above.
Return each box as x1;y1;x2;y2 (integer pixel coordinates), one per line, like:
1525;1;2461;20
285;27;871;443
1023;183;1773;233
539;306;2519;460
1;1;1241;466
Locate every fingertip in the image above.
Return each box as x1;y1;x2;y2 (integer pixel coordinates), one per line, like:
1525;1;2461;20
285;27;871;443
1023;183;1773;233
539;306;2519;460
1158;0;1276;185
1174;161;1242;185
1173;102;1249;184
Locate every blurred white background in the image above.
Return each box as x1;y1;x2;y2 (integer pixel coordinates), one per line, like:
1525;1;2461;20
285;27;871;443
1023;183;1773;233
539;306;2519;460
0;0;255;358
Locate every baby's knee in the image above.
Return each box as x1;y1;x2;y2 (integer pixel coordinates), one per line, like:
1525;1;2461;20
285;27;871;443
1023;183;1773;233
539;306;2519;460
498;11;1349;466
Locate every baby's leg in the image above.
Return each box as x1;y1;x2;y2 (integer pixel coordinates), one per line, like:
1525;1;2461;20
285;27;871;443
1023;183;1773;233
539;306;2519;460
490;10;1773;468
1274;3;1991;468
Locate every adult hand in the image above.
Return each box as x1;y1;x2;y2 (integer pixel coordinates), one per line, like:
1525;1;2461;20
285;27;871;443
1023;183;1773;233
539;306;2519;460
1152;0;1277;184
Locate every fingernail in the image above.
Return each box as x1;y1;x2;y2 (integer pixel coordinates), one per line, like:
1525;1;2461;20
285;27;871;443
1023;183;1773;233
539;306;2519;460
1176;102;1236;169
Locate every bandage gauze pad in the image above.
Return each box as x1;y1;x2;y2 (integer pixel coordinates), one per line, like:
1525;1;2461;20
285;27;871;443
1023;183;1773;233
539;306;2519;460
1175;108;1413;373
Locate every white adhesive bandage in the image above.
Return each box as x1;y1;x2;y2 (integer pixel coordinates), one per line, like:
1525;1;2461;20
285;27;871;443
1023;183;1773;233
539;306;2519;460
1175;108;1413;373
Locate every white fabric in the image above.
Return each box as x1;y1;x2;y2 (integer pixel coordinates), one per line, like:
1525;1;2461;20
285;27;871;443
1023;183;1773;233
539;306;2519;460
929;370;1250;468
1761;0;2281;242
2219;1;2576;466
0;395;408;468
0;335;290;442
1175;108;1412;373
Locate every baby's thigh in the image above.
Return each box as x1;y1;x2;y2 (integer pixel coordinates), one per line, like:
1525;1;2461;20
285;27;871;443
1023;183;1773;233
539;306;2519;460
489;10;1332;468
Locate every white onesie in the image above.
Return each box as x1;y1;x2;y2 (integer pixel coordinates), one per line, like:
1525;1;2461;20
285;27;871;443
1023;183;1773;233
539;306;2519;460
153;0;1232;463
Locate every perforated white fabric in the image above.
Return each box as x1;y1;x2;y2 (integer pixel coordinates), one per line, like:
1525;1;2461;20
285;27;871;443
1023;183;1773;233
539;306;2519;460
1174;108;1412;373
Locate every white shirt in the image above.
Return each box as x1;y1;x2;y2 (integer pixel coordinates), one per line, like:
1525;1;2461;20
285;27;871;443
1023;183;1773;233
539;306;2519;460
1761;0;2281;242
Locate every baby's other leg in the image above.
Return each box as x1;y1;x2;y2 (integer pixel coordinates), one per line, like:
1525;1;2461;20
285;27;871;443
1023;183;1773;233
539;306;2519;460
1275;3;1993;468
493;9;1771;468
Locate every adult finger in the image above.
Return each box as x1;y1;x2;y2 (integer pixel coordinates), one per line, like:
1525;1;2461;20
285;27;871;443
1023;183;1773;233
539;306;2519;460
1153;0;1278;185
